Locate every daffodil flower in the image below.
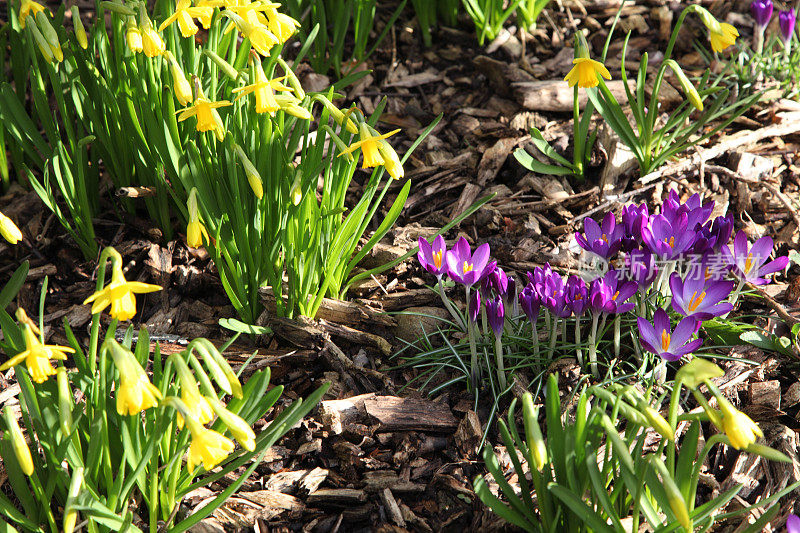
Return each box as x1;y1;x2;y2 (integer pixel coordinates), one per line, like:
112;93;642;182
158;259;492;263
231;60;291;115
339;123;401;171
717;395;763;450
186;418;235;470
264;5;299;43
19;0;46;29
176;83;231;141
565;57;612;88
83;262;162;321
205;395;256;451
125;17;143;53
165;51;193;106
106;340;162;415
186;188;210;248
0;326;74;384
225;10;278;56
138;5;165;57
0;211;23;244
158;0;214;37
707;22;739;53
172;354;214;429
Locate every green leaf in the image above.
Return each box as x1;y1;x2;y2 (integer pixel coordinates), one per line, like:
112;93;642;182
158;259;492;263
514;148;573;176
218;318;271;336
548;483;615;533
0;261;28;309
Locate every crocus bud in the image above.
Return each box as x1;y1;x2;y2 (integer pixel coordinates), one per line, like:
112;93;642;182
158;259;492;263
234;145;264;199
71;6;88;49
521;393;548;471
780;10;796;43
664;59;703;111
486;295;505;338
57;367;74;436
0;211;23;244
751;0;774;29
4;407;33;476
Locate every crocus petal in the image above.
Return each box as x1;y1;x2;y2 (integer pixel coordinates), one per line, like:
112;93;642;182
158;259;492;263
671;316;699;346
652;309;671;336
673;338;704;358
758;256;789;277
637;317;660;354
471;243;491;273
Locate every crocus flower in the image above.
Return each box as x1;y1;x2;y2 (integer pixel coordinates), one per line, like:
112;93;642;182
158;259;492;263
717;395;763;450
622;249;658;288
669;272;734;320
177;84;231;142
0;326;74;383
482;267;508;297
565;275;588;317
780;10;796;43
519;284;540;325
621;203;649;249
486;295;505;338
445;237;493;286
588;271;637;314
83;263;162;321
469;290;481;323
540;272;571;318
418;235;448;278
685;251;731;283
730;231;789;285
642;213;697;260
695;214;734;254
0;211;23;244
751;0;773;29
565;57;611;88
637;309;702;362
787;514;800;533
662;191;714;230
575;212;625;259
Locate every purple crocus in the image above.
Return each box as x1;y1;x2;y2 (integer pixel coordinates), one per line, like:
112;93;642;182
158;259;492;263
751;0;774;28
684;251;732;283
417;236;448;278
788;514;800;533
669;272;734;320
486;295;505;338
482;267;508;297
445;237;494;286
662;191;714;231
621;203;649;249
622;249;659;288
780;9;796;43
469;290;481;323
540;272;571;318
575;212;625;259
637;309;703;362
730;231;789;285
565;275;589;317
518;284;540;325
588;271;637;314
695;214;734;255
642;213;698;260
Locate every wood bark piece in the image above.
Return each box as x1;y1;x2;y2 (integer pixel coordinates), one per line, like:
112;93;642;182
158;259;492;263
380;489;406;527
318;319;392;356
260;288;396;328
364;396;458;432
306;488;367;507
320;393;377;434
512;80;634;111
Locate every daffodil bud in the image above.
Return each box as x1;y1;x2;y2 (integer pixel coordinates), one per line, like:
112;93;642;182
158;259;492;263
664;60;703;111
0;210;23;244
4;407;33;476
125;17;143;53
675;358;723;390
63;466;84;533
166;51;193;106
57;367;74;436
652;457;691;531
171;354;214;428
27;21;54;64
573;32;590;59
234;145;264;199
138;4;165;57
274;95;312;120
186;188;209;248
35;11;63;62
289;172;303;206
100;0;136;16
190;339;242;399
521;393;548;471
323;126;354;161
105;340;162;415
205;395;256;451
203;50;240;80
278;58;305;100
693;6;722;34
15;308;40;334
317;95;359;134
638;401;674;442
716;395;763;450
71;6;88;49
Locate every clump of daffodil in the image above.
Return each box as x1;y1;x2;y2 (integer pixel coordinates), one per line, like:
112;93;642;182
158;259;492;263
125;16;143;53
18;0;46;29
82;248;162;321
138;4;165;57
165;51;193;106
714;393;763;450
158;0;213;37
186;188;210;248
177;78;231;141
695;7;738;53
0;324;74;384
232;54;292;115
234;145;264;199
0;210;23;244
224;10;278;56
205;395;256;451
105;340;162;415
71;6;88;49
339;123;402;175
564;42;611;89
171;354;214;429
4;407;34;476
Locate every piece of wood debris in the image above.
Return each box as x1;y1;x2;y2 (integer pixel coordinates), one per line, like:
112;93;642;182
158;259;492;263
320;393;376;434
364;396;458;432
380;488;405;527
306;488;367;507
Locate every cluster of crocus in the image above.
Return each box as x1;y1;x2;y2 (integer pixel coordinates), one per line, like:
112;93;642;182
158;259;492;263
750;0;796;57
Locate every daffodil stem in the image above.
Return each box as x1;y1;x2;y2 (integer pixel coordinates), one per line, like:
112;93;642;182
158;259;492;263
688;434;726;511
573;85;584;179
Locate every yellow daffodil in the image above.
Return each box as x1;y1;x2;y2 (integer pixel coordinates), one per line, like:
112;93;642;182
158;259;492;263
186;188;210;248
0;326;74;384
15;308;40;335
71;6;88;49
172;354;214;429
339;123;401;171
376;135;404;180
35;11;63;62
177;83;231;141
187;420;235;471
158;0;216;37
665;59;703;111
225;11;278;56
106;340;162;415
4;408;34;476
0;211;23;244
82;262;162;321
565;57;611;88
19;0;46;29
205;395;256;451
126;17;143;53
264;5;299;43
166;51;193;106
232;61;291;115
708;22;739;53
233;145;264;199
138;5;165;57
717;396;762;450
